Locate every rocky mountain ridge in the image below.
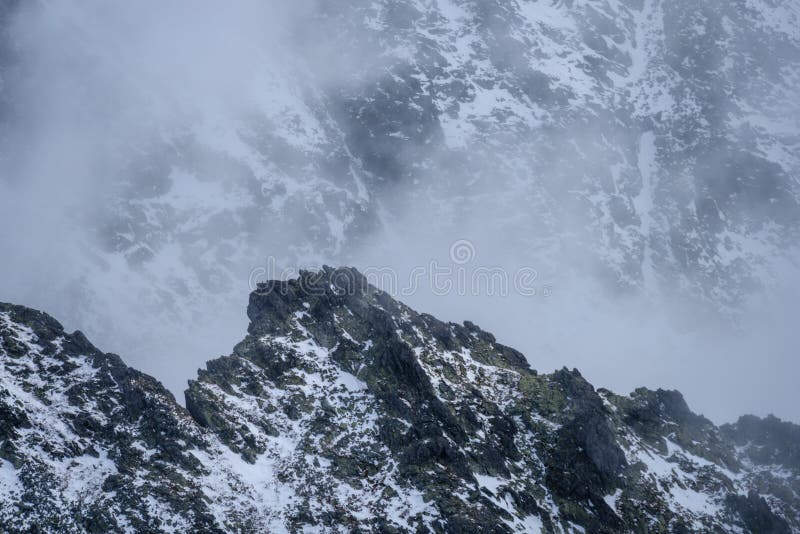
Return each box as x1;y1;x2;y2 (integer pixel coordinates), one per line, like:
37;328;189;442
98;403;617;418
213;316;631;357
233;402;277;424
1;267;798;532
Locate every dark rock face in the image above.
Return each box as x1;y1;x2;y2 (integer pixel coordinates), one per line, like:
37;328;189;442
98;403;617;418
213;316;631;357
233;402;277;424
727;491;792;534
723;415;800;470
3;269;800;532
720;415;800;532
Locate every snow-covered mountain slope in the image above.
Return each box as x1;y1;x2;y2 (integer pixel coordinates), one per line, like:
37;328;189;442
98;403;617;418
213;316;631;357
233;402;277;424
2;268;799;532
322;0;800;302
1;0;798;384
0;303;227;531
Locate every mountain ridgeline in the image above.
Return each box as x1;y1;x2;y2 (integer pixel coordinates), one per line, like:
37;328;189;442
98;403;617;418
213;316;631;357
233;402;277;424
0;267;798;533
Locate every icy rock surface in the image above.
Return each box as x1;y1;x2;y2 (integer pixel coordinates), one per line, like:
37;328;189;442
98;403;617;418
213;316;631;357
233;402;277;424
1;268;798;532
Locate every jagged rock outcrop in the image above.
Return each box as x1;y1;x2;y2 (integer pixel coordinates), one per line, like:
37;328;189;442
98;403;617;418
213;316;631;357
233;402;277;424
1;268;799;532
0;303;243;532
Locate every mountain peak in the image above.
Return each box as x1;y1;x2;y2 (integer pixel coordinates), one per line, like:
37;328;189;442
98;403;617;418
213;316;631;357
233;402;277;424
2;280;799;531
185;270;798;532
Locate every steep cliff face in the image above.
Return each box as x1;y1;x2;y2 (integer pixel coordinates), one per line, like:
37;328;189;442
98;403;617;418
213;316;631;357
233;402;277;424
1;268;798;532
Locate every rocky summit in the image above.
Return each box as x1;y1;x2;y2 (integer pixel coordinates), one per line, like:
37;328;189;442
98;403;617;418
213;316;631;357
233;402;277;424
0;267;798;533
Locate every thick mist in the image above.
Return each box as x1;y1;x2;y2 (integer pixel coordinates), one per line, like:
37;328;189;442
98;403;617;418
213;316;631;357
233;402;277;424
1;0;798;423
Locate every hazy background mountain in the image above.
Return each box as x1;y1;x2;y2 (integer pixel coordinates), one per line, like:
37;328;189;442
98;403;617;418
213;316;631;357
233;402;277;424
0;0;798;422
